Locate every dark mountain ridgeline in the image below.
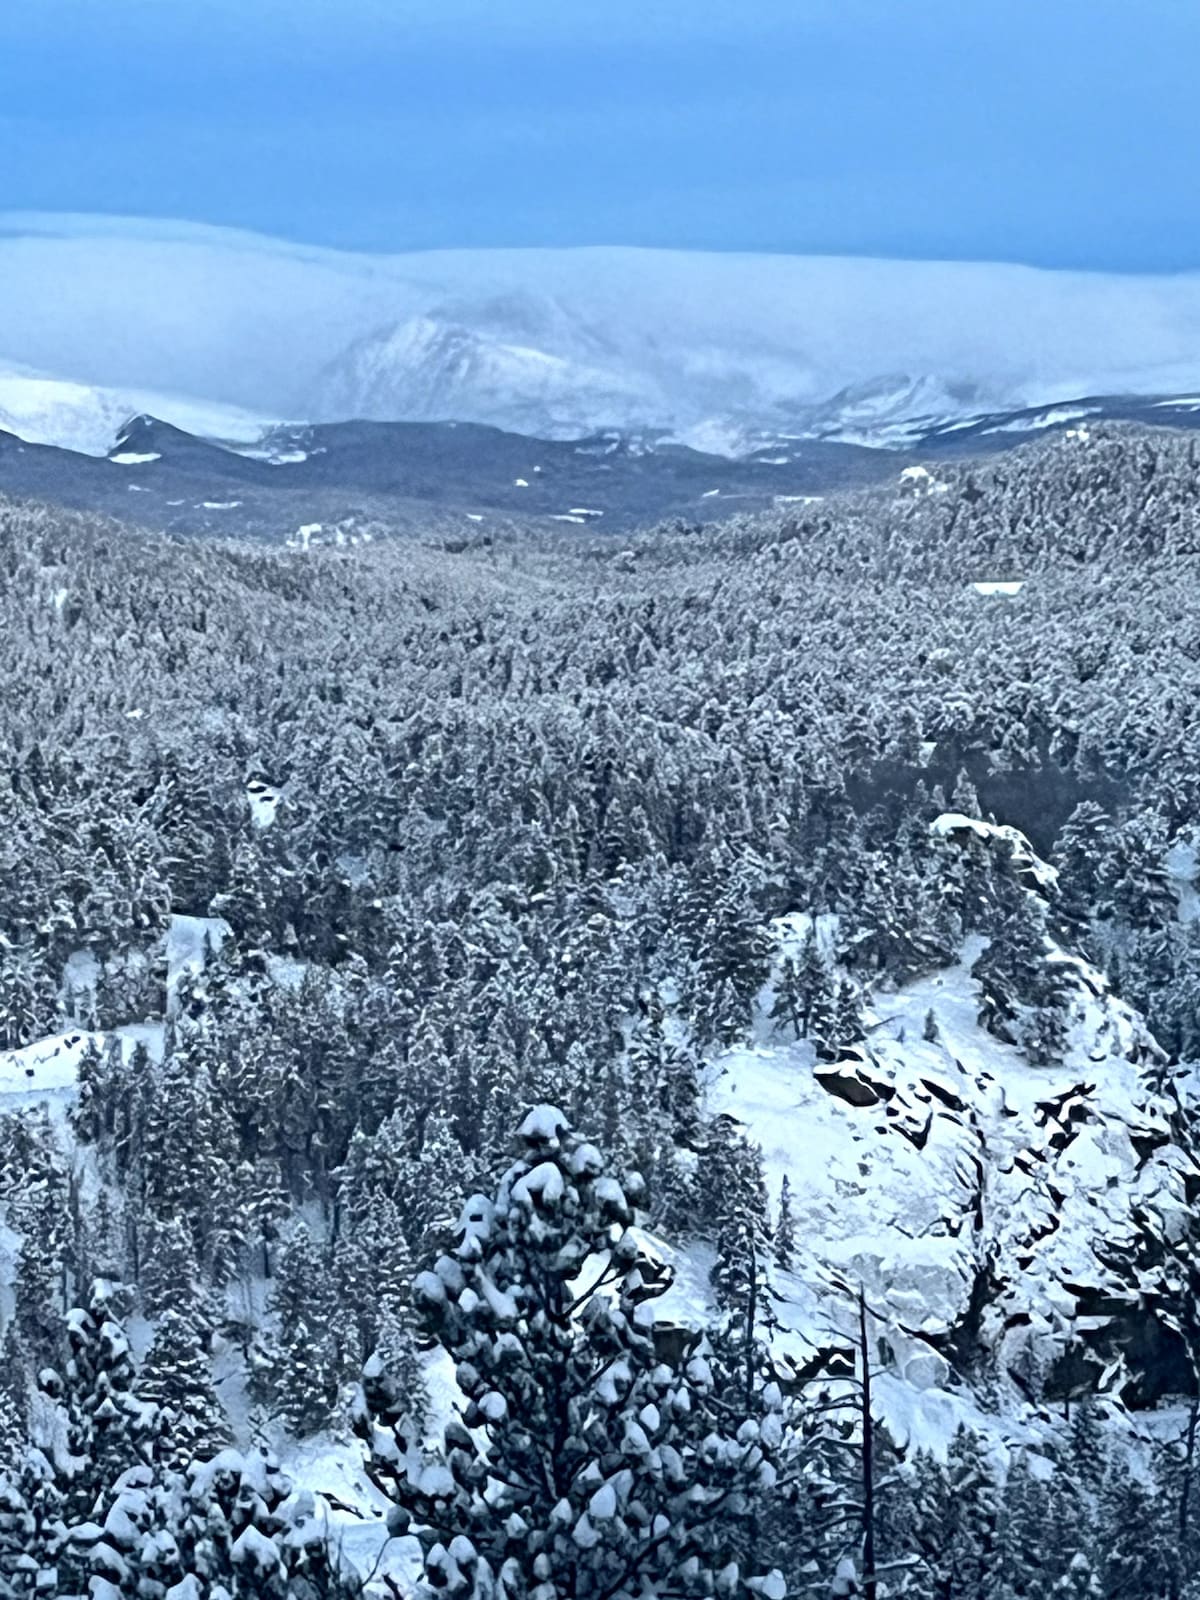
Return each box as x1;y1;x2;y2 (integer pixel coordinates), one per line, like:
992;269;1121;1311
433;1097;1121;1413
5;390;1200;545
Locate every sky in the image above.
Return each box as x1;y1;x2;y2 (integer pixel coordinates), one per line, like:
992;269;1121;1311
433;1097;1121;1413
0;0;1197;270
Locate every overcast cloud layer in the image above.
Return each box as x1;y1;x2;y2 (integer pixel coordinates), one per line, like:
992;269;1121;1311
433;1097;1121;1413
2;1;1199;268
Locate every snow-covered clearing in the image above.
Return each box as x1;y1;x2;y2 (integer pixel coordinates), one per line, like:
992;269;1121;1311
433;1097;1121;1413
971;580;1025;597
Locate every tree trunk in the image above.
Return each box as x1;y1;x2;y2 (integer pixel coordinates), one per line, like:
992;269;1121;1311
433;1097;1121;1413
860;1286;877;1600
1173;1393;1198;1600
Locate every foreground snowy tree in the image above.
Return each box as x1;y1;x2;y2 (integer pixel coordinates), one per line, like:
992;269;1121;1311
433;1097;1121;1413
0;1442;63;1598
366;1104;785;1600
78;1449;358;1599
38;1279;155;1593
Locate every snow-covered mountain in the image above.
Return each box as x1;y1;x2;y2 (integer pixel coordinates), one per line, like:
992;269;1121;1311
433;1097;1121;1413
9;213;1200;453
0;362;274;458
317;310;663;439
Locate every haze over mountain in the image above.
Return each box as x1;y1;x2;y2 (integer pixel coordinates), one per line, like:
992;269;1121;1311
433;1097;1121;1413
8;213;1200;457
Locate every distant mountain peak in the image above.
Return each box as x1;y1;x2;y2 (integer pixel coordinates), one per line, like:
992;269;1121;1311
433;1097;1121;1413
317;311;663;438
7;217;1200;454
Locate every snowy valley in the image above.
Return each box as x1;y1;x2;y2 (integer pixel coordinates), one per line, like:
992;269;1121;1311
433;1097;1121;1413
2;419;1200;1594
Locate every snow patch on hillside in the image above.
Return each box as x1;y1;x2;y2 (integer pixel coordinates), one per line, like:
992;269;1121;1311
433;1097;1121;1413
0;1030;95;1106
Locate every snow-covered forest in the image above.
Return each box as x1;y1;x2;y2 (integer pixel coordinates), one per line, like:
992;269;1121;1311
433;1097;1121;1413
4;421;1200;1595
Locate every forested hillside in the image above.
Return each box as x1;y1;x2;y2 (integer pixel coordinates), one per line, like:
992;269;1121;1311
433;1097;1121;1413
4;422;1200;1595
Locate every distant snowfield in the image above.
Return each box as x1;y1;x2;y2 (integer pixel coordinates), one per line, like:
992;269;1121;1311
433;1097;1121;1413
0;360;274;457
6;212;1200;455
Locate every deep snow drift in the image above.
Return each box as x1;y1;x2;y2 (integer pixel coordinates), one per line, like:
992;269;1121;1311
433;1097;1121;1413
8;213;1200;453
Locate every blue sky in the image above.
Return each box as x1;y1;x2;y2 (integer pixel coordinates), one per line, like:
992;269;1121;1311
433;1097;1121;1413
0;0;1195;269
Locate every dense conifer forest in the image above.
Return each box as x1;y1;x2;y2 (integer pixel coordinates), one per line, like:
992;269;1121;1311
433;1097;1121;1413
3;422;1200;1594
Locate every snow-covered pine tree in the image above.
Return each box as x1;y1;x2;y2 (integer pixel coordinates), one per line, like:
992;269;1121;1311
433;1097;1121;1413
988;1450;1054;1599
769;958;806;1041
258;1223;343;1436
141;1213;206;1320
39;1279;154;1593
333;1188;414;1365
971;895;1072;1064
357;1302;428;1440
929;1427;999;1600
698;1116;772;1333
0;1440;64;1600
81;1463;180;1600
774;1176;796;1271
1099;1467;1168;1600
140;1309;228;1468
832;979;864;1054
713;1139;771;1324
371;1104;785;1600
11;1200;66;1364
94;1449;359;1599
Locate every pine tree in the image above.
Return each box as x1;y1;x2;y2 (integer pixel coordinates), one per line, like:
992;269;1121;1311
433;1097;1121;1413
770;957;807;1041
833;979;864;1052
774;1176;796;1271
1052;801;1110;932
940;1426;998;1600
373;1104;785;1600
334;1189;414;1366
990;1450;1053;1598
141;1310;228;1468
43;1279;154;1592
971;897;1072;1064
141;1213;206;1320
169;1448;358;1597
0;1442;64;1599
259;1223;343;1435
709;1134;773;1393
1100;1467;1168;1600
78;1462;180;1598
805;956;839;1061
355;1304;429;1456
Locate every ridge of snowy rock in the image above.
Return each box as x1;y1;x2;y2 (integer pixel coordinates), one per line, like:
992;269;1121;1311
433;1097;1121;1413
650;825;1196;1453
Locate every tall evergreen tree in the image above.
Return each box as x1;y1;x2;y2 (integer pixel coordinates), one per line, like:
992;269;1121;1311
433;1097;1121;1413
371;1105;785;1600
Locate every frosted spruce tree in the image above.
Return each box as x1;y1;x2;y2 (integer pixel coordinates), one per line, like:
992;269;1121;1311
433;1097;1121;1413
368;1104;785;1600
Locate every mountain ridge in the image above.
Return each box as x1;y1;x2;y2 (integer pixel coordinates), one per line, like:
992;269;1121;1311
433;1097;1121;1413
10;214;1200;455
6;394;1200;543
